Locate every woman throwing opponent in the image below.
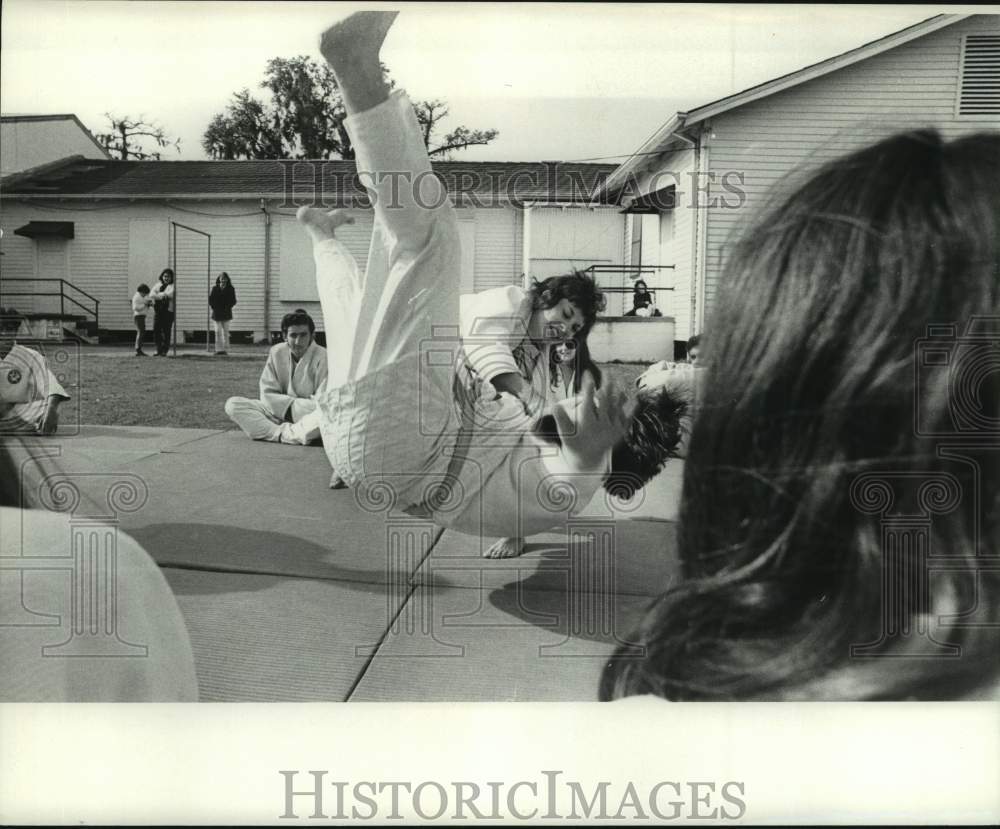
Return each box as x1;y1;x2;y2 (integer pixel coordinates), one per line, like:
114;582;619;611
303;12;686;553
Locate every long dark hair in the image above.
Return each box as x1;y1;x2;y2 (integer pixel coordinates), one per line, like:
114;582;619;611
601;130;1000;701
211;272;236;304
158;268;174;285
547;334;601;394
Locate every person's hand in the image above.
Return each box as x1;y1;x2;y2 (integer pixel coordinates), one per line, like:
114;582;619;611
36;399;60;435
553;373;636;473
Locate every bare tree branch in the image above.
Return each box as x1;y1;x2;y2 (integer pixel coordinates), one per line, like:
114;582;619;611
98;113;181;160
202;58;498;160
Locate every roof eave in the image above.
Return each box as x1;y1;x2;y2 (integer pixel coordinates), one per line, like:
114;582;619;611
0;155;85;189
598;12;970;198
684;13;969;127
0;192;616;205
597;113;688;199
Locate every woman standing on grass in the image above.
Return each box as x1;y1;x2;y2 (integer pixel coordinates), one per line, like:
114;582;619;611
209;272;237;355
150;268;175;357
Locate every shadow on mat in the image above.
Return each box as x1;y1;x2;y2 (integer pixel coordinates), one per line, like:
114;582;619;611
479;538;676;647
486;580;647;651
130;523;395;592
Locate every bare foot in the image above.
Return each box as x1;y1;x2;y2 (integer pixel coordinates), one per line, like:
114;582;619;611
320;11;398;73
296;207;354;243
484;537;526;559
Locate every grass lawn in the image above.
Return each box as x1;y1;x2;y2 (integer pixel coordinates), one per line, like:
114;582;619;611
72;352;648;429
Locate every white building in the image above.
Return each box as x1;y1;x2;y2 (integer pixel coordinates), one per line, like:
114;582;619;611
1;159;629;344
601;13;999;354
1;114;109;177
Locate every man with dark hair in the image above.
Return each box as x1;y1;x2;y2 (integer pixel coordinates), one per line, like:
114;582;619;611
224;308;328;444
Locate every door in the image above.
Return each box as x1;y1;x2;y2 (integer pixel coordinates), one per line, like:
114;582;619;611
34;237;68;316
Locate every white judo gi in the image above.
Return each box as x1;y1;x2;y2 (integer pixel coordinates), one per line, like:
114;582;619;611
313;90;611;540
225;340;328;444
460;285;552;417
0;504;198;701
0;343;70;434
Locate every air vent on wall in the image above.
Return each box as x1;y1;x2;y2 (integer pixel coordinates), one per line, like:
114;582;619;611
958;34;1000;116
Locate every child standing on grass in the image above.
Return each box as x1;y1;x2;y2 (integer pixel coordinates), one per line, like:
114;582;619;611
131;283;152;356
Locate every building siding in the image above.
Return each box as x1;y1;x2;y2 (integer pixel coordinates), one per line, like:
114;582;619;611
622;149;697;340
3;198;619;338
1;202;270;332
701;14;1000;321
265;206;371;335
469;207;519;292
0;212;40;314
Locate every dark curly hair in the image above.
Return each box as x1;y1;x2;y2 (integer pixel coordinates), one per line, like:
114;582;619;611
603;385;689;499
531;379;688;498
281;308;316;335
529;271;607;331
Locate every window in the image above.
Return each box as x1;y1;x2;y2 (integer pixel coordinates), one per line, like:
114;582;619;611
958;34;1000;117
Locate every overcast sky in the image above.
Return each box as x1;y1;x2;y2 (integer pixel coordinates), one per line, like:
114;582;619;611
1;2;987;163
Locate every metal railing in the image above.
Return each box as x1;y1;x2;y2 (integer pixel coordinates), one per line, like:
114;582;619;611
579;264;675;317
581;264;675;281
0;278;101;330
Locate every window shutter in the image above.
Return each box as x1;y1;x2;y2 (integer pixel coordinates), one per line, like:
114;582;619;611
959;34;1000;116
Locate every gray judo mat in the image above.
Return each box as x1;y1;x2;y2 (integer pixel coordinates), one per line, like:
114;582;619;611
6;425;683;701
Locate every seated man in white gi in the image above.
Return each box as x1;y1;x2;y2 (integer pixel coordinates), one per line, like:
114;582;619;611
0;308;70;436
224;308;328;445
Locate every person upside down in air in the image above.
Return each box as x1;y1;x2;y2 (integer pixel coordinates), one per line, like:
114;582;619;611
307;11;687;555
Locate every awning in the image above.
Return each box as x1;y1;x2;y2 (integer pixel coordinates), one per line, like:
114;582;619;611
13;221;75;240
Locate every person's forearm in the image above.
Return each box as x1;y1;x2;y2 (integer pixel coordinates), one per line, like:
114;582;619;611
289;397;318;421
263;392;295;419
491;372;526;398
37;396;63;434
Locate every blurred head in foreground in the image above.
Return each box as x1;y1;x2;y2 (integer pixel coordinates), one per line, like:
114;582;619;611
601;129;1000;701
